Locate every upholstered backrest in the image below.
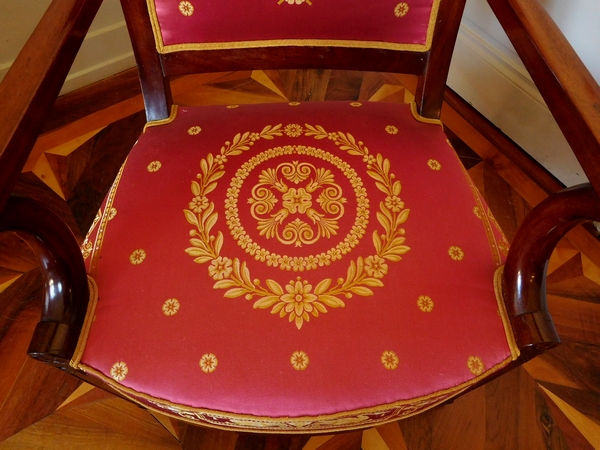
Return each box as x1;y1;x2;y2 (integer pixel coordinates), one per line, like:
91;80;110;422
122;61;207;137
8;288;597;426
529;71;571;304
147;0;441;53
122;0;466;121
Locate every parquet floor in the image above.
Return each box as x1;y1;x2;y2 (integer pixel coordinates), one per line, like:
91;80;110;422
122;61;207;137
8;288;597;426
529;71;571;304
1;70;599;449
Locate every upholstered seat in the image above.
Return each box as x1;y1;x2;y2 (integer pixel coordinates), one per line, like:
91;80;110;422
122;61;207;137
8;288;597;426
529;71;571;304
8;0;600;442
73;100;517;432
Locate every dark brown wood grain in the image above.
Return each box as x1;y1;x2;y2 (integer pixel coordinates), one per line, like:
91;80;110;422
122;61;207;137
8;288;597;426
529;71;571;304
120;0;172;121
42;68;142;134
504;184;600;352
414;0;468;118
0;196;89;366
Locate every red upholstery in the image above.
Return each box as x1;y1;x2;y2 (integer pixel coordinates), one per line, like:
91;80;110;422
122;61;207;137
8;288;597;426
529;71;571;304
74;101;517;432
148;0;441;52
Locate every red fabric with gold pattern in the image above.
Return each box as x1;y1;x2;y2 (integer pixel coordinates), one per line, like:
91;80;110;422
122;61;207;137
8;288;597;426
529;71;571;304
76;101;516;433
148;0;440;53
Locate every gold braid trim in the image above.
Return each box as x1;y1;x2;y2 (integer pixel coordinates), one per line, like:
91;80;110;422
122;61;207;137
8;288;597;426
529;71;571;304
143;105;179;132
146;0;442;54
78;353;514;434
70;276;99;369
494;266;520;360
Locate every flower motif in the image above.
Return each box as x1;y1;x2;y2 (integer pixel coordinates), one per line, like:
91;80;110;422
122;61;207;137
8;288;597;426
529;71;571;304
108;208;117;220
381;351;399;370
187;126;201;135
226;104;239;109
129;249;146;265
394;2;409;17
417;295;434;312
350;102;362;107
163;298;180;316
284;124;303;137
364;255;388;278
224;197;237;210
147;161;162;172
266;253;280;267
280;278;318;329
189;196;209;213
238;234;251;248
246;242;260;255
178;1;194;16
363;154;376;166
338;241;351;254
346;234;359;247
279;255;293;270
200;353;218;373
254;248;269;262
110;361;128;382
288;102;301;106
448;246;465;261
208;256;233;280
231;226;244;240
215;154;227;166
467;356;484;376
291;351;309;370
327;247;342;262
427;159;442;171
282;188;312;214
305;255;319;270
385;125;399;135
291;257;307;272
473;206;482;219
317;253;331;266
384;196;405;212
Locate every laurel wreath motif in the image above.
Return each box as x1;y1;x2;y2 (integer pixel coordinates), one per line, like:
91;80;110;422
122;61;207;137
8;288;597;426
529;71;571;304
184;123;410;329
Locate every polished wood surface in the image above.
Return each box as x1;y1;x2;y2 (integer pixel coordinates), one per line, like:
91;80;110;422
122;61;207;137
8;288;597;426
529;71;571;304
1;69;599;449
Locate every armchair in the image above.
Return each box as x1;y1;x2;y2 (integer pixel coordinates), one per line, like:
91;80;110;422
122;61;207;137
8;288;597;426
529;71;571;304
1;0;599;443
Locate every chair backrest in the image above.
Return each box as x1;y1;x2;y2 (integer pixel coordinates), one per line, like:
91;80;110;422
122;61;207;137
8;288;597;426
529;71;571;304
120;0;467;122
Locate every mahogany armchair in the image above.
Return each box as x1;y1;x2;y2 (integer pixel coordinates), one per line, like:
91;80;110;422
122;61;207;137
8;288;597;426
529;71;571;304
1;0;599;438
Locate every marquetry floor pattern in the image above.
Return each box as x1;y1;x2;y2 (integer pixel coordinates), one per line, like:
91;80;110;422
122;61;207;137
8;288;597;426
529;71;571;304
1;70;599;449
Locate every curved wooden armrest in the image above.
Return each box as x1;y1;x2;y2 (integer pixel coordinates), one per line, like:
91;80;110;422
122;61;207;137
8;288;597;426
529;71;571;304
0;196;89;367
504;184;600;355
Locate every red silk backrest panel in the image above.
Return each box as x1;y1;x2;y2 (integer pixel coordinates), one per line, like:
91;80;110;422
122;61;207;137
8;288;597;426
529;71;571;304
148;0;441;53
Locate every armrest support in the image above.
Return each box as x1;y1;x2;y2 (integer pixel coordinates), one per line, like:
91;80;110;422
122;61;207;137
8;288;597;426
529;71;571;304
504;184;600;353
0;196;89;367
487;0;600;195
0;0;103;211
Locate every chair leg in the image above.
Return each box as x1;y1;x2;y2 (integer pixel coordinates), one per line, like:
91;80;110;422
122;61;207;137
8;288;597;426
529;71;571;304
180;424;311;450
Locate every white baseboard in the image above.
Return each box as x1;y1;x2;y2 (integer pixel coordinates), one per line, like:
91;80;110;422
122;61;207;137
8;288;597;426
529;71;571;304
448;18;587;187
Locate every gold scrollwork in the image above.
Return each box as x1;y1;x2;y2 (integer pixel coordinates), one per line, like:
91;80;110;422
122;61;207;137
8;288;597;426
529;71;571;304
184;123;410;329
227;147;366;262
249;161;346;247
278;0;313;5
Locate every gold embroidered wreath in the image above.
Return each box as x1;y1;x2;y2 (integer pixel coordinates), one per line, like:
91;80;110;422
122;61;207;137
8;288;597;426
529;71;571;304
184;122;410;329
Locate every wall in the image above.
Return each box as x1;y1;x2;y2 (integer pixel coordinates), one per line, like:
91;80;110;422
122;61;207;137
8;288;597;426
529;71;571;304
448;0;600;187
0;0;134;94
2;0;598;186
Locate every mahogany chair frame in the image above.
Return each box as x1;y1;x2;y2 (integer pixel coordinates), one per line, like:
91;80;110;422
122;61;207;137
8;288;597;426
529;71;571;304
0;0;599;435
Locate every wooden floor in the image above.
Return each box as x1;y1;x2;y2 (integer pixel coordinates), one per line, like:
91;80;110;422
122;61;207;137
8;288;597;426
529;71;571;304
1;70;599;449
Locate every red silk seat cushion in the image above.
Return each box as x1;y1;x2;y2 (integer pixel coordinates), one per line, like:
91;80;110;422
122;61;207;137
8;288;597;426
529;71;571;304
75;101;517;433
148;0;441;52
